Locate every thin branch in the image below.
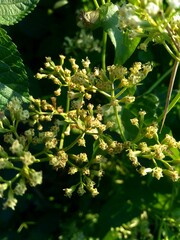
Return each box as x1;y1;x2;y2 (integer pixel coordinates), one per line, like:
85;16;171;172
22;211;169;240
160;60;179;132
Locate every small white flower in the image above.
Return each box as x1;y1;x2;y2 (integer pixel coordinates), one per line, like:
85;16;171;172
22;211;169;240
167;0;180;9
139;167;152;176
20;110;30;120
152;167;163;180
10;140;24;155
82;57;91;68
146;2;160;15
14;179;27;196
0;183;8;198
0;158;13;169
28;169;42;186
3;192;17;210
20;151;36;165
63;186;76;198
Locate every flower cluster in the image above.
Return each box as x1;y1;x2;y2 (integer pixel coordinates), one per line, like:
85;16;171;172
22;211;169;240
0;98;43;209
118;0;180;59
63;29;101;54
110;211;153;239
127;111;180;181
0;54;179;210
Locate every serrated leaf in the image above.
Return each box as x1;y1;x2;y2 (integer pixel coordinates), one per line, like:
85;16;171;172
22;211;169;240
0;28;29;109
0;0;40;26
99;3;140;65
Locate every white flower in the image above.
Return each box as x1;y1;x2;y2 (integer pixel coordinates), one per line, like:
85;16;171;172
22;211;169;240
167;0;180;9
20;110;30;120
28;169;43;186
3;192;17;210
152;167;163;180
63;186;76;198
20;151;36;165
0;158;13;169
0;183;8;198
128;15;142;27
146;2;160;15
139;167;152;176
14;179;27;196
10;140;24;155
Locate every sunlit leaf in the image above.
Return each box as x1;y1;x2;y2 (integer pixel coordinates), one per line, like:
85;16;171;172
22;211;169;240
99;3;140;65
0;0;40;25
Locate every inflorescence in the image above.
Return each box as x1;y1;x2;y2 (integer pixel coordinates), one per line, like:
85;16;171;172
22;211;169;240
0;54;179;209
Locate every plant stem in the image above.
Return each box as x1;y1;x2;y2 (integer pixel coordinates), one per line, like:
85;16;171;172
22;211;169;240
93;0;99;8
112;85;126;142
63;134;84;152
144;67;172;95
159;60;179;132
114;109;126;142
158;89;180;123
59;88;70;149
163;42;180;62
102;31;107;71
115;87;127;99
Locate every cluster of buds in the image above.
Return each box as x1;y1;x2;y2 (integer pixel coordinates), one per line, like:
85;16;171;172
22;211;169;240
0;52;179;209
128;111;180;181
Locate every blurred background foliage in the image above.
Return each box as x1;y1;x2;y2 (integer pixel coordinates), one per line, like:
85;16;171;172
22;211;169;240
1;0;180;239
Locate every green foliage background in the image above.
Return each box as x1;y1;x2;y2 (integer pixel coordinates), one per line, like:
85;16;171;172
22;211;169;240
0;0;179;239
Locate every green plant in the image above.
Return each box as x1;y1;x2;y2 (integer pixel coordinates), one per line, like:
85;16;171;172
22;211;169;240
0;0;179;239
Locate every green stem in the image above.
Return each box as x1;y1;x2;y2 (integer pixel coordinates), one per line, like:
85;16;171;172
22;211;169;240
163;42;180;62
112;85;126;142
96;89;111;98
10;173;21;184
113;106;126;142
102;31;107;71
113;109;126;142
115;87;127;99
159;159;173;170
34;150;47;158
144;67;172;95
59;88;71;149
159;60;179;132
63;134;84;152
93;0;99;8
158;89;180;123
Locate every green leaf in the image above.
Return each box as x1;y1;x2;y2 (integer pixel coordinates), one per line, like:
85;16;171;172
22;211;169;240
53;0;68;9
103;229;120;240
128;93;159;123
99;3;140;65
0;0;40;26
0;28;29;109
